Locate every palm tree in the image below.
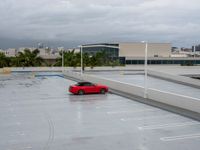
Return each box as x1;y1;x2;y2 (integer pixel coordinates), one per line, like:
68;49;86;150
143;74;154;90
15;49;44;67
0;52;10;68
54;49;121;68
95;50;109;66
54;49;80;67
89;55;97;69
64;50;77;66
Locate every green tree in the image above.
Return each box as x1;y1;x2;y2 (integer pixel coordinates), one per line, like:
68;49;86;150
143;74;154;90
89;55;97;69
95;50;109;66
54;49;121;68
65;50;78;67
0;52;10;68
55;50;77;67
15;49;44;67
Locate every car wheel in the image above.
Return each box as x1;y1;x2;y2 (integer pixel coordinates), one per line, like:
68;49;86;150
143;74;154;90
78;90;84;95
100;89;106;94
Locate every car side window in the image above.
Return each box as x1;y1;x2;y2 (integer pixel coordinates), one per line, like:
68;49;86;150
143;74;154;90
77;83;84;86
84;83;93;86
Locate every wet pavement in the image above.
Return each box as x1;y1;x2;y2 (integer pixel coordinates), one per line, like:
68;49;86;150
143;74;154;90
0;73;200;150
86;71;200;99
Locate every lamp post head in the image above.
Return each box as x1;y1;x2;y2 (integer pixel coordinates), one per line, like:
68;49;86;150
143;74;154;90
141;41;147;44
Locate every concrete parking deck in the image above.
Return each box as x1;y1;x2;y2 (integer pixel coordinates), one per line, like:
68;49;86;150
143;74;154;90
0;73;200;150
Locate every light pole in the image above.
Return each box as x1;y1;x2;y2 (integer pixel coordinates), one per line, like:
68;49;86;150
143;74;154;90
141;41;148;98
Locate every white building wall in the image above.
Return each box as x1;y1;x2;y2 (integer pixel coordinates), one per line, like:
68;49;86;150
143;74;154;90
5;48;16;57
119;43;171;57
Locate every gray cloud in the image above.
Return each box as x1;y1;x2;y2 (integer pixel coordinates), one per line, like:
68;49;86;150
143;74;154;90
0;0;200;48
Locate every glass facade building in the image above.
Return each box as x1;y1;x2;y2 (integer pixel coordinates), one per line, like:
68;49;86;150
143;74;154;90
80;43;200;65
82;43;119;57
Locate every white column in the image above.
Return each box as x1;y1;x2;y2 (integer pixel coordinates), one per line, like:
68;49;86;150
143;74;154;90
144;42;148;98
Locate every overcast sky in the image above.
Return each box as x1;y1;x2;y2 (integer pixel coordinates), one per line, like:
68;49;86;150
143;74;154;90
0;0;200;48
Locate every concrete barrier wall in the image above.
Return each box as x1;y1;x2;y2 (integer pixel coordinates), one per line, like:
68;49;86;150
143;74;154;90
5;66;142;72
148;88;200;113
84;75;145;98
148;70;200;88
64;71;200;115
3;67;80;72
10;67;63;72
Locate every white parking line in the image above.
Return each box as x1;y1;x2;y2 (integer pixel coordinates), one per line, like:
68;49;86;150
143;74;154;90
160;133;200;141
107;109;154;114
121;114;178;121
138;121;200;130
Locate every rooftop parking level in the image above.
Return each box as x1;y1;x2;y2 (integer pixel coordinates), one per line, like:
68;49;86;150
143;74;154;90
0;73;200;150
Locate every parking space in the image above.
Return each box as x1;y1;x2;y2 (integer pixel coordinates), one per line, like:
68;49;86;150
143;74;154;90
0;73;200;150
87;71;200;99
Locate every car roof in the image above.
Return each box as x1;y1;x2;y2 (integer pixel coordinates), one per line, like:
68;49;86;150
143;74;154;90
77;82;92;84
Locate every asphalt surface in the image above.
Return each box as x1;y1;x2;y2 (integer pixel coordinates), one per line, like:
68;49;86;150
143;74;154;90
0;72;200;150
87;71;200;99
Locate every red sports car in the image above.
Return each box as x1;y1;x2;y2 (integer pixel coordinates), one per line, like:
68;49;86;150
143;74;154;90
69;82;109;95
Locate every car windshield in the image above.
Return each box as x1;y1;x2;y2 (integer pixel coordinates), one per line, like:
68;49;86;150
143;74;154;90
75;82;94;86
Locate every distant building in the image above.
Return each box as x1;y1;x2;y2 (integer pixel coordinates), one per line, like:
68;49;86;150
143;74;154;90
68;48;80;53
119;42;171;58
18;47;35;53
192;45;200;52
38;48;51;56
0;49;5;54
5;48;16;57
171;47;180;52
38;43;45;49
57;47;64;52
181;47;192;52
80;42;200;65
82;42;171;57
82;43;119;57
170;53;188;58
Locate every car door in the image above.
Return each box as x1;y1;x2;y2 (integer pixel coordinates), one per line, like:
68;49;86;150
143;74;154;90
84;83;97;93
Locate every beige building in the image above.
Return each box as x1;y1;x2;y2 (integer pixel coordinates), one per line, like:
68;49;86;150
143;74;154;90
119;43;171;58
5;48;17;57
81;42;200;65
